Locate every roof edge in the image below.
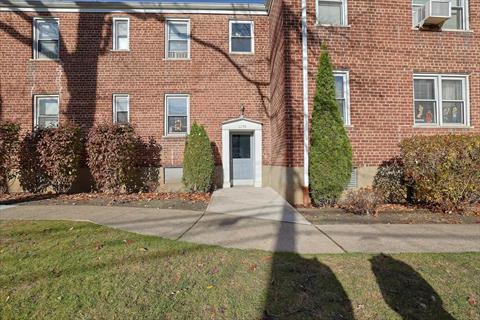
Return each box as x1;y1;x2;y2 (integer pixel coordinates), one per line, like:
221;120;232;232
0;0;268;13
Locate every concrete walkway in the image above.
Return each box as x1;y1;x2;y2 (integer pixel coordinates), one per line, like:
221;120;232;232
0;188;479;254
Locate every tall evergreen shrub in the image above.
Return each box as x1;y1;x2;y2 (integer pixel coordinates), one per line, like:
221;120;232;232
309;45;353;205
182;123;215;192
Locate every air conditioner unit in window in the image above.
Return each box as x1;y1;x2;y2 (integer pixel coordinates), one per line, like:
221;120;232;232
417;0;451;28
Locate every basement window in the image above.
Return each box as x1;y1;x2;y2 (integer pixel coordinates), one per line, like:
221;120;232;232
33;18;59;60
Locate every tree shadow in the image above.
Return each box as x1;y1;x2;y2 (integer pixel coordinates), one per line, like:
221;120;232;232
370;254;456;320
263;206;354;320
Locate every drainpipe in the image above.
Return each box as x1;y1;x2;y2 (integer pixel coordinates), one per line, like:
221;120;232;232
301;0;310;206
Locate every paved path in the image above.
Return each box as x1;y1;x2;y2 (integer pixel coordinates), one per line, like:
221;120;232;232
0;188;479;254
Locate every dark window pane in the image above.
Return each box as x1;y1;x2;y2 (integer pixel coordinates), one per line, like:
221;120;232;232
442;102;464;124
414;79;435;100
232;38;252;52
38;116;58;128
334;76;344;99
336;99;345;121
168;116;187;134
232;23;251;37
116;111;129;124
232;135;251;159
37;20;58;39
415;101;437;124
38;40;59;59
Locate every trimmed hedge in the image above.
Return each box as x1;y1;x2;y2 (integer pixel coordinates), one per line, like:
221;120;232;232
0;122;20;193
19;129;50;193
309;45;352;205
182;123;215;192
401;134;480;212
373;157;409;203
37;123;84;193
86;124;141;193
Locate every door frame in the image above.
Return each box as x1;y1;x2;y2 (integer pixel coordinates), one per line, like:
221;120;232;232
230;131;254;186
222;117;262;188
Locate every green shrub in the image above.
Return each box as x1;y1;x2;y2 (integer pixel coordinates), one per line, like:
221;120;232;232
0;122;20;193
373;157;409;203
309;45;352;205
19;129;50;193
401;134;480;212
86;124;141;193
182;123;215;192
37;122;84;193
339;188;383;215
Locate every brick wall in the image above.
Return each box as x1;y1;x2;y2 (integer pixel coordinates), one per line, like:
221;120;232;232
283;0;480;168
0;11;272;167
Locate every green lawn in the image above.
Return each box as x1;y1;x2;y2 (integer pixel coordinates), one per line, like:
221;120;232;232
0;220;479;320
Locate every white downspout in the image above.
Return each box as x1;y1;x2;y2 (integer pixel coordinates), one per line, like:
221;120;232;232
301;0;309;204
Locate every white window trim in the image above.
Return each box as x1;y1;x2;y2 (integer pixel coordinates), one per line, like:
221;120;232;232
112;94;130;124
333;70;351;126
413;73;470;128
229;20;255;55
164;94;190;136
165;19;191;60
316;0;348;27
112;17;130;51
412;0;469;31
33;94;59;128
33;17;60;60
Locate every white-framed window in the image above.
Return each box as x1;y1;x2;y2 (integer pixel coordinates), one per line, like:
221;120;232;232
317;0;347;26
413;74;469;127
113;17;129;51
333;71;350;125
229;21;254;54
412;0;468;30
113;94;129;124
165;19;190;60
165;94;189;135
33;18;60;60
34;95;59;128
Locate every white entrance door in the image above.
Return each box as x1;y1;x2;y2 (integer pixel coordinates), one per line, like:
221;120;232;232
231;132;254;186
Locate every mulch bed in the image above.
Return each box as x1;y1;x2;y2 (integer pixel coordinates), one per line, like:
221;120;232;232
298;204;480;225
0;192;211;211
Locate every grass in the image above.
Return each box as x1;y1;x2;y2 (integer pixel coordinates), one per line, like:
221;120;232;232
0;220;479;320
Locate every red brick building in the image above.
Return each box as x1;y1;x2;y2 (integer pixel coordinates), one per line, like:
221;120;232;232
0;0;478;204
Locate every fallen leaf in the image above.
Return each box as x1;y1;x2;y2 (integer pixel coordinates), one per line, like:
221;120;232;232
249;264;257;271
468;295;477;306
123;239;134;245
139;247;148;252
68;227;74;231
207;285;214;289
95;243;104;250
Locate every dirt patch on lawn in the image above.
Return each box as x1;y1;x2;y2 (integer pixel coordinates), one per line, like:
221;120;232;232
299;205;480;225
0;192;210;211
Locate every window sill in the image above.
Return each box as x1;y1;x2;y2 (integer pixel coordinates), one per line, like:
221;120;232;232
29;58;60;62
162;134;188;139
111;49;131;52
411;27;473;33
413;125;473;129
344;124;354;128
315;24;351;28
229;52;255;55
163;58;191;61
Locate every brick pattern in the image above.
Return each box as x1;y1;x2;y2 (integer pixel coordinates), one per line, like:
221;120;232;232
0;12;271;167
283;0;480;167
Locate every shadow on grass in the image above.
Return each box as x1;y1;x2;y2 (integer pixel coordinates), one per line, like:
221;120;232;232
371;254;456;320
263;205;354;320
